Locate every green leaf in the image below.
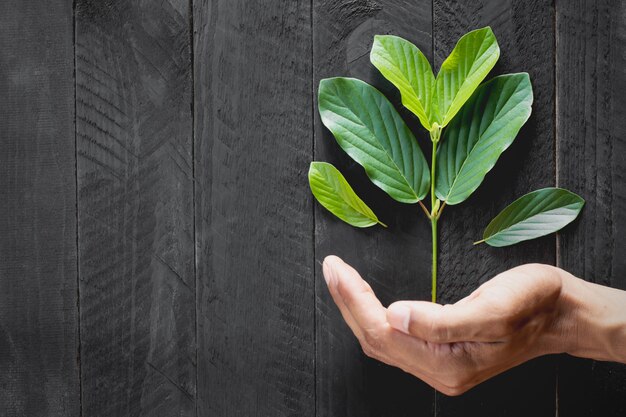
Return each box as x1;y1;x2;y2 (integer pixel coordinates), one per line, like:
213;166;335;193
370;35;436;131
309;162;385;228
477;188;585;247
318;77;430;204
433;26;500;127
436;73;533;205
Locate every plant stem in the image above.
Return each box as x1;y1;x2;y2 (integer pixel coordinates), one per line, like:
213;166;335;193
429;125;441;303
431;215;437;302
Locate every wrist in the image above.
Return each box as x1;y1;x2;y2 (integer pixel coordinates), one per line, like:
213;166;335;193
549;268;626;363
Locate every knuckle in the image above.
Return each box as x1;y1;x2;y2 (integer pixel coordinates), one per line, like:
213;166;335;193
438;374;471;396
335;280;355;304
439;373;460;389
429;315;449;342
337;280;374;308
361;280;374;293
363;327;386;351
440;384;468;397
520;263;563;289
524;262;556;276
361;343;381;360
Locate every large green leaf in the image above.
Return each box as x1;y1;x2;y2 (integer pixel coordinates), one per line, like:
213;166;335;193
309;162;384;228
478;188;585;247
433;26;500;127
436;73;533;205
318;77;430;203
370;35;436;131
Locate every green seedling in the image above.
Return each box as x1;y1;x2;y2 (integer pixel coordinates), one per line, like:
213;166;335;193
309;27;584;302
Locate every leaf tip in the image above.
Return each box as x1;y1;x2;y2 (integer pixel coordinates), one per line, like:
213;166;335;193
318;77;335;92
308;161;323;176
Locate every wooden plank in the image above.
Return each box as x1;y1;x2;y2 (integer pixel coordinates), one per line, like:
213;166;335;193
313;2;436;416
75;1;195;415
433;0;557;414
556;1;626;415
0;1;80;416
193;0;315;415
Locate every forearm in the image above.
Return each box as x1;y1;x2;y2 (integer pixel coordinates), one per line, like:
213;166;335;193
551;269;626;363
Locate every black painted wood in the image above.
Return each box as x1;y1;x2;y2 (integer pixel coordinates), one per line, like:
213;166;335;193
556;1;626;415
313;1;436;416
0;1;80;416
75;1;196;415
2;1;626;415
193;1;315;416
433;1;557;416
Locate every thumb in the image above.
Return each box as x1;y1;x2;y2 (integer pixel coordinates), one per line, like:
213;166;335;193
386;298;507;343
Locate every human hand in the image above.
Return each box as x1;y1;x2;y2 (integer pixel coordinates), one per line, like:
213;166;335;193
322;255;626;395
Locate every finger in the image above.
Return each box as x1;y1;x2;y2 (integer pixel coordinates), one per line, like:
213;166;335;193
322;258;365;341
326;256;387;329
386;297;510;343
325;256;396;356
323;257;403;363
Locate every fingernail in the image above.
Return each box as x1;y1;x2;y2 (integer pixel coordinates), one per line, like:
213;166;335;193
327;262;337;287
322;260;332;286
388;304;411;334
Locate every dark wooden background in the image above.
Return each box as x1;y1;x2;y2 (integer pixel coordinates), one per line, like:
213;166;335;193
0;0;624;416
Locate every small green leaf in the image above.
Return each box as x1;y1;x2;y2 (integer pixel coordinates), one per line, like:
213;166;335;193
318;77;430;204
309;162;385;228
433;26;500;127
370;35;436;131
436;73;533;205
477;188;585;247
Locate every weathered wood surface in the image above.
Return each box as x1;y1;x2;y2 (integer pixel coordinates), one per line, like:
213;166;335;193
433;1;558;415
0;1;80;416
313;2;436;416
193;0;315;416
75;1;196;415
1;0;626;415
556;1;626;416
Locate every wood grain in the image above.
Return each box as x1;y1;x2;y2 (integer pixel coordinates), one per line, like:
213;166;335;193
433;0;557;415
0;1;79;416
556;1;626;415
75;1;196;415
3;1;626;414
193;1;315;416
313;1;436;416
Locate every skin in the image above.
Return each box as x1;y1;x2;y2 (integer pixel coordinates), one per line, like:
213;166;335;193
322;255;626;396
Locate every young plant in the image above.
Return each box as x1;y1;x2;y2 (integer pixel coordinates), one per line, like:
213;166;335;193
309;27;584;302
